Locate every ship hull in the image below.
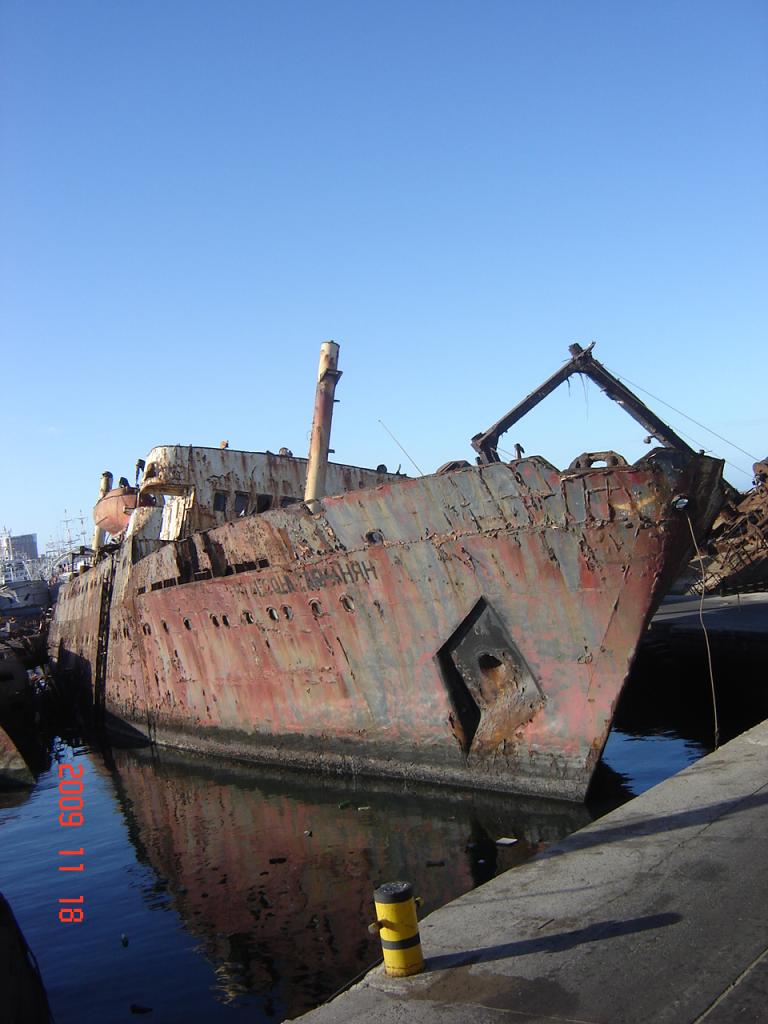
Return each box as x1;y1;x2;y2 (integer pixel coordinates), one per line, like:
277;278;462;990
49;450;725;801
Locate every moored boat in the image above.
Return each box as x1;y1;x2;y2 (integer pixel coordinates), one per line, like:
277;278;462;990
0;891;54;1022
48;343;727;801
0;636;51;787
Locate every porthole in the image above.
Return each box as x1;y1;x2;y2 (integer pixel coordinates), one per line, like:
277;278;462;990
242;610;254;624
267;607;279;621
222;614;230;628
161;620;169;633
309;600;322;618
210;614;220;628
340;594;355;613
282;605;293;620
183;618;192;631
142;623;152;636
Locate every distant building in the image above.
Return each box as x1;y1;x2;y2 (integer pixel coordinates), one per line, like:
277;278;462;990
0;533;39;560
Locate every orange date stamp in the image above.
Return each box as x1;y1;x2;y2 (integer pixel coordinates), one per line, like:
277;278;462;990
57;762;85;924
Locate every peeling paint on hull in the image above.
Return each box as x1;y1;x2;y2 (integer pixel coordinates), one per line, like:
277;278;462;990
49;449;725;802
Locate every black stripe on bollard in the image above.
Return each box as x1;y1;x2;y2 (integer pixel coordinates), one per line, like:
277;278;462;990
380;934;422;951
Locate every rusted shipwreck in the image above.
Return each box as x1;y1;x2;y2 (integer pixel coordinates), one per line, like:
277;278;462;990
683;456;768;595
49;343;726;801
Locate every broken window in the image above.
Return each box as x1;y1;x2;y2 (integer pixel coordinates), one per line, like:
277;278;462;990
255;494;272;514
280;496;300;508
234;492;249;517
213;492;228;513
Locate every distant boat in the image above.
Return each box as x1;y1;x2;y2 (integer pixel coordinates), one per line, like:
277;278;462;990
0;552;50;623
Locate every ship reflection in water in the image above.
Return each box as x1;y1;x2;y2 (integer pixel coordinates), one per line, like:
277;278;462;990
100;746;589;1020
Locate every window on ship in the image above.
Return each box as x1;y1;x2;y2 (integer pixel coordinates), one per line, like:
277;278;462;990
255;494;273;513
234;492;249;517
213;492;228;513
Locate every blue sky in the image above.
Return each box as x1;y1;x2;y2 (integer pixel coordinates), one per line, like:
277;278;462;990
2;0;766;553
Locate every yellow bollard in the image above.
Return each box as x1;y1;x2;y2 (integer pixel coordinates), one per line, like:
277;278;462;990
369;880;424;977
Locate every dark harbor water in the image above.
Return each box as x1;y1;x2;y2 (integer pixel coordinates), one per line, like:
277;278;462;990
1;744;590;1023
2;642;763;1024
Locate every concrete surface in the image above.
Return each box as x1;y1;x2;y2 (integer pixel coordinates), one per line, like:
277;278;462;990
291;719;768;1023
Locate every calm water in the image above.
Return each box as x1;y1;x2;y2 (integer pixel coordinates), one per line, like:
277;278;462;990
1;742;589;1023
2;638;757;1024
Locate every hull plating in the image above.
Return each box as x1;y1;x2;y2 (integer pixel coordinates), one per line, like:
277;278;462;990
49;451;725;801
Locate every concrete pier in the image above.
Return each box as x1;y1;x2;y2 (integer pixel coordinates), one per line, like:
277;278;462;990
293;719;768;1023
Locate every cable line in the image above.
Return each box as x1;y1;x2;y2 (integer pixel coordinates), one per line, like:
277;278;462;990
604;364;759;464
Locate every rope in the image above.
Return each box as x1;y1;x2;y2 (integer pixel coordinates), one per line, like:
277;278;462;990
686;512;720;750
378;420;424;476
604;364;759;469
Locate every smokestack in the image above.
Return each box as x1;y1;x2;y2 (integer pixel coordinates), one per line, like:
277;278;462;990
304;342;342;513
